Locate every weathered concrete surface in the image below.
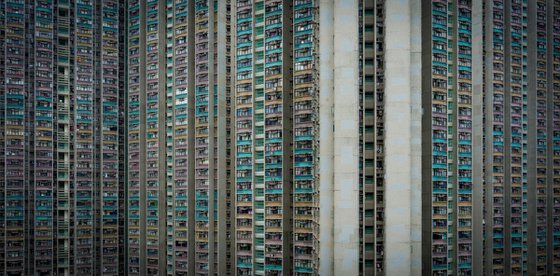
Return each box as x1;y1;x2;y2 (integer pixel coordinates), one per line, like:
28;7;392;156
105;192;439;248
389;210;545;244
384;0;422;275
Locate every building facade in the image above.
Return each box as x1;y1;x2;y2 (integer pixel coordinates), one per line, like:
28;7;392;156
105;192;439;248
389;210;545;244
422;0;480;275
0;0;126;275
126;0;233;274
2;0;560;275
483;0;560;274
420;0;560;275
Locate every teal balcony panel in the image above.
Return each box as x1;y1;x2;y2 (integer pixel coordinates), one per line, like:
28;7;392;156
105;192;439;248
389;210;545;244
237;263;253;268
294;148;313;154
237;42;253;49
266;163;282;169
266;10;282;17
433;48;446;55
294;161;313;167
237;177;252;182
295;188;313;194
432;22;446;29
238;152;252;158
265;47;283;55
295;267;313;273
295;2;313;9
237;53;253;60
295;174;313;181
196;205;208;211
195;216;209;221
294;16;312;23
238;17;252;24
295;56;313;63
265;265;282;271
265;60;282;68
266;138;283;143
237;140;252;146
295;42;313;50
433;60;446;67
265;176;283;182
238;29;252;36
237;164;252;170
295;135;314;141
236;189;252;195
6;114;24;119
266;189;282;194
432;35;446;43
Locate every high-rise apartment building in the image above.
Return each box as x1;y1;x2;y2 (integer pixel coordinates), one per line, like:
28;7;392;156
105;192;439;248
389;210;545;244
0;0;126;275
482;0;529;274
233;0;300;274
481;0;560;274
420;0;560;275
126;0;232;274
422;0;481;275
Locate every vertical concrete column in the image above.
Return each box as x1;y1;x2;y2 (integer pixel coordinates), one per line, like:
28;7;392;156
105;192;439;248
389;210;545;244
526;1;537;273
332;0;360;274
547;0;555;273
186;1;197;274
207;1;216;274
216;0;230;274
482;2;496;274
318;0;334;274
471;0;485;274
138;0;147;274
384;0;422;275
157;0;168;274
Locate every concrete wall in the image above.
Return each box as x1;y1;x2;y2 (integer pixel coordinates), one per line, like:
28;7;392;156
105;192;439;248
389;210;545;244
384;0;422;275
332;0;361;274
319;0;361;274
